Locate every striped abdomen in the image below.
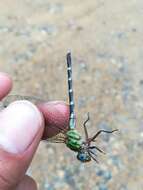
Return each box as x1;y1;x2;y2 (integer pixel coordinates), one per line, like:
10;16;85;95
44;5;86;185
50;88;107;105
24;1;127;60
66;52;75;129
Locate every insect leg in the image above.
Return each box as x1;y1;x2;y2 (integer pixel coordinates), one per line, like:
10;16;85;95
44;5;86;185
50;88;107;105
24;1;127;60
89;146;105;154
83;112;90;140
88;150;99;163
89;129;118;143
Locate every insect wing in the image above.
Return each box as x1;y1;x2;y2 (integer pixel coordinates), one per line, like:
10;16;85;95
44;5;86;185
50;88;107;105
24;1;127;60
1;95;44;108
1;94;69;144
45;132;67;143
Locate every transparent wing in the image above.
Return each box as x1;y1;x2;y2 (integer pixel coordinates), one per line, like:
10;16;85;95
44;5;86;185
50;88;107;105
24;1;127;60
1;95;68;144
1;94;45;108
45;133;67;143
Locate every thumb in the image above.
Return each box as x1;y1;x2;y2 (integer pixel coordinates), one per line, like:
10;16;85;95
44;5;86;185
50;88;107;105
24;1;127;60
0;100;44;190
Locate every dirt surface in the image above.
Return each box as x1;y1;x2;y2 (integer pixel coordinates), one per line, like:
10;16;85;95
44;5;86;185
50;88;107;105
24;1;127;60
0;1;143;190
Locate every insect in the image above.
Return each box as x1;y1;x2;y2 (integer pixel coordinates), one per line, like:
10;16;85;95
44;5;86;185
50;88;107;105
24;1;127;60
2;52;117;163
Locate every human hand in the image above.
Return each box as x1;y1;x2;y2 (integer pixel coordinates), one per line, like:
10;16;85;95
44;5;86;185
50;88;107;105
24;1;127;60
0;73;69;190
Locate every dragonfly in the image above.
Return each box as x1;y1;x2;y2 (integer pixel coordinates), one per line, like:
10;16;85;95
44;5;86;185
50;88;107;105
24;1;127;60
1;52;118;163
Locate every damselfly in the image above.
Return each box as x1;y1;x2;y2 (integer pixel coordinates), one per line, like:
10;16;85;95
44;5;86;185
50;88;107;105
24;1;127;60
2;52;117;163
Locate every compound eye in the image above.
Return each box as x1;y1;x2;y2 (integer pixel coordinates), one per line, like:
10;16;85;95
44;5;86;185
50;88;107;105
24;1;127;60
77;152;91;162
79;153;85;161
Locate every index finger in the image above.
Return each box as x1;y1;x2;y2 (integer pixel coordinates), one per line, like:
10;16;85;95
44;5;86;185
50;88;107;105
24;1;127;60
37;101;69;139
0;73;12;100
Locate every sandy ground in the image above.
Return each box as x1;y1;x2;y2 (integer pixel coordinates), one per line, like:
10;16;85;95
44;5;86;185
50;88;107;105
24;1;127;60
0;1;143;190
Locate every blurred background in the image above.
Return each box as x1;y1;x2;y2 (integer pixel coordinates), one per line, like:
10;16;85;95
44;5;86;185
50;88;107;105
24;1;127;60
0;0;143;189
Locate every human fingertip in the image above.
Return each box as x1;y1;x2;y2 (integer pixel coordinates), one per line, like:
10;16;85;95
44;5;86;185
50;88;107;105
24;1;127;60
37;101;69;138
38;101;69;118
0;100;44;154
16;175;37;190
0;72;13;99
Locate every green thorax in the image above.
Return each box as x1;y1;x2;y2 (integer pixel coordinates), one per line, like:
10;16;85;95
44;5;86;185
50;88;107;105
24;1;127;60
66;129;82;151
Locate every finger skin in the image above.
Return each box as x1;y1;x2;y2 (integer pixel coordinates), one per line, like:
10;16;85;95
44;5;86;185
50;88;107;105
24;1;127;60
0;73;12;100
0;72;70;190
0;129;43;190
16;175;37;190
38;101;70;139
0;101;69;189
0;72;70;138
0;101;44;190
0;72;70;139
0;101;69;190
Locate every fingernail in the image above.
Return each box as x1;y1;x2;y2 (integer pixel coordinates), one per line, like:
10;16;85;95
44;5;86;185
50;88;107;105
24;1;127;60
40;101;68;112
0;73;12;98
45;101;66;106
0;101;44;154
